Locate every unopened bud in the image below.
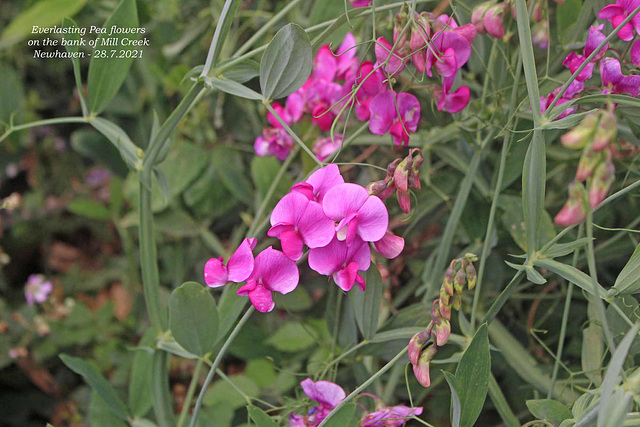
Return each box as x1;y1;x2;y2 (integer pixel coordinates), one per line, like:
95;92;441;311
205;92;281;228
472;1;495;34
576;147;604;181
591;109;617;151
394;158;411;192
589;157;615;208
466;262;477;290
452;292;462;310
413;346;435;387
484;3;509;39
397;189;411;213
410;13;431;73
454;267;467;294
434;319;451;345
408;330;430;365
555;181;587;227
532;0;544;22
393;6;411;55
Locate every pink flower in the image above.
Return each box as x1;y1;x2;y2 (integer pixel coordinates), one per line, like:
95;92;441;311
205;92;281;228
373;231;405;259
349;0;372;7
410;13;432;73
369;91;421;146
375;37;406;76
204;238;257;287
434;76;471;113
25;274;53;305
312;135;343;162
289;378;346;426
426;28;473;78
267;102;293;128
291;164;345;204
598;0;640;41
555;182;587;226
268;192;335;261
335;33;359;81
354;61;387;121
600;57;640;97
360;405;423;427
237;247;299;312
483;3;509;39
632;39;640;66
590;157;615;207
323;183;389;245
540;80;585;119
562;25;608;81
254;127;295;160
308;236;371;291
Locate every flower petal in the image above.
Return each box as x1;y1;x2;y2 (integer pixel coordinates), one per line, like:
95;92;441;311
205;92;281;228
204;257;228;287
252;247;299;294
304;164;345;203
270;192;309;228
355;195;389;242
248;284;275;313
323;183;370;221
374;232;405;259
369;91;397;135
300;378;346;409
280;229;305;261
226;239;255;283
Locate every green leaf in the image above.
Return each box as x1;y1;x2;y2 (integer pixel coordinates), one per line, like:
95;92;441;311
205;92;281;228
612;243;640;296
250;156;292;208
525;266;547;285
89;391;128;427
169;282;219;357
221;59;260;83
204;76;262;100
217;285;248;341
582;311;603;385
443;372;462;427
522;131;546;256
454;324;490;427
156;334;199;359
87;0;139;114
67;198;112;221
266;322;316;352
543;238;592;259
350;265;383;340
247;405;278;427
203;375;259;409
70;129;129;177
322;403;357;427
500;195;555;252
128;330;155;417
533;258;608;298
259;23;312;100
527;399;572;425
212;146;253;205
0;0;86;49
90;117;142;172
557;0;583;44
60;354;130;420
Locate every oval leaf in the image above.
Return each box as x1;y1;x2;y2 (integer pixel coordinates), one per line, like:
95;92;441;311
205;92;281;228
526;399;572;425
169;282;219;357
259;23;312;101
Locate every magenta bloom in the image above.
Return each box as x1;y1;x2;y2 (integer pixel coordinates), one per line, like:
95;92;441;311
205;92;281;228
312;135;343;162
323;183;389;245
540;80;585;119
562;25;608;81
292;164;345;204
289;378;346;426
237;247;299;312
354;61;387;121
267;102;293;128
373;231;405;259
369;91;421;146
600;57;640;97
254;127;295;160
360;405;423;427
375;37;406;76
25;274;53;305
632;40;640;66
204;238;257;287
349;0;372;7
268;192;335;261
426;29;473;78
309;236;371;291
598;0;640;41
435;76;470;113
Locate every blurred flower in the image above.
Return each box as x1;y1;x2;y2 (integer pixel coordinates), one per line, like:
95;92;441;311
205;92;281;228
360;405;423;427
598;0;640;41
600;57;640;97
532;21;549;49
483;2;509;38
289;378;346;426
590;155;615;207
237;247;299;312
25;274;52;305
472;1;495;34
254;127;295;160
632;39;640;66
8;347;28;359
349;0;372;8
84;166;112;189
204;238;256;287
312;135;343;162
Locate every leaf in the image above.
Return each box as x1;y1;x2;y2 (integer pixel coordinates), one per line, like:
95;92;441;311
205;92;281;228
203;375;259;409
612;243;640;296
89;391;128;427
156;334;199;359
90;117;142;172
266;322;316;352
247;405;278;427
250;156;292;208
70;129;129;177
130;419;159;427
527;399;572;425
204;76;262;100
128;330;155;417
597;323;640;427
221;59;260;83
533;258;608;298
217;285;248;341
601;389;633;427
87;0;139;114
582;318;603;385
259;23;313;100
67;198;112;221
350;265;383;340
212;146;253;205
526;266;547;285
60;354;130;420
500;195;555;252
444;372;462;427
454;324;490;427
543;238;592;259
322;403;357;427
169;282;219;357
0;0;86;49
557;0;583;44
522;130;546;256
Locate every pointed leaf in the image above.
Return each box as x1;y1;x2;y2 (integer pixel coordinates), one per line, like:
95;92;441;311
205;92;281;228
444;371;462;427
247;405;278;427
350;265;383;340
454;324;490;427
612;243;640;296
526;399;572;425
533;258;607;298
128;330;155;417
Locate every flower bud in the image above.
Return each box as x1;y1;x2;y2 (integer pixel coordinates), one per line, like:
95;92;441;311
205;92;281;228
472;1;495;34
410;13;431;73
453;266;466;294
466;262;477;290
410;149;424;190
434;319;451;345
394;6;411;55
394;157;411;192
430;299;442;322
554;181;587;226
591;109;617;151
408;330;430;365
397;189;411;213
484;3;509;39
413;345;436;387
451;292;462;310
589;157;615;208
532;0;544;22
576;147;604;181
561;113;597;150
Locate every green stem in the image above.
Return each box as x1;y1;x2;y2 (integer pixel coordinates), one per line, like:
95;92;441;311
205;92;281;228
488;372;520;427
153;351;176;427
317;346;409;427
514;0;542;125
265;103;322;167
189;306;255;427
177;359;204;427
0;117;87;143
201;0;241;77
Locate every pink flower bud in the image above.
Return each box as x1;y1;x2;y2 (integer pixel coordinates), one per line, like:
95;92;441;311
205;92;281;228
472;1;495;34
393;7;411;55
394;158;411;192
410;13;431;73
484;3;509;39
554;182;587;226
454;267;466;294
466;262;477;290
434;319;451;345
591;109;617;151
413;349;433;387
589;158;615;208
397;189;411;213
452;292;462;310
408;330;430;365
532;0;544;22
576;148;604;181
561;114;597;150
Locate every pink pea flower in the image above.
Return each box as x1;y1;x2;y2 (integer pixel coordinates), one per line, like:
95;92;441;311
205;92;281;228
600;57;640;97
308;236;371;291
360;405;423;427
373;231;405;259
369;91;421;146
375;37;407;76
254;127;295;160
540;80;585;119
291;164;345;204
483;3;509;39
434;75;471;113
410;13;432;73
354;61;386;121
289;378;346;427
562;25;608;81
426;28;473;78
598;0;640;41
335;33;359;82
312;135;343;162
472;2;494;34
323;183;389;245
204;238;257;287
349;0;372;7
632;40;640;67
267;102;293;128
237;247;299;312
268;192;335;261
25;274;53;305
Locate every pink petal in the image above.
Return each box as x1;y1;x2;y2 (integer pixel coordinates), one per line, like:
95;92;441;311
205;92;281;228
313;45;338;81
600;57;623;87
248;284;275;313
297;200;335;248
369;91;397;135
226;238;255;283
355;195;389;242
454;24;477;44
436;84;470;113
355;97;372;121
312;104;335;132
270;192;309;228
280;229;305;261
584;26;608;60
397;92;420;131
308;236;370;276
374;232;405;259
204;257;228;287
356;61;385;98
300;378;346;409
322;183;369;221
334;261;361;291
250;247;299;294
390;120;410;146
375;37;405;76
286;91;305;122
613;16;634;41
304;164;345;203
291;182;315;200
484;4;506;38
597;4;623;19
267;102;291;128
254;136;270;157
632;40;640;67
435;47;458;77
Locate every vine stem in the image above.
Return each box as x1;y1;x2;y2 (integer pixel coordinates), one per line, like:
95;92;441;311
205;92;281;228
0;116;87;143
189;306;255;427
177;358;204;427
317;346;408;427
265;103;323;167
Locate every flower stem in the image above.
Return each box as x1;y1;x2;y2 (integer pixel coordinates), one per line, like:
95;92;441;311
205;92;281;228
265;103;323;167
0;116;87;143
177;358;204;427
188;306;255;427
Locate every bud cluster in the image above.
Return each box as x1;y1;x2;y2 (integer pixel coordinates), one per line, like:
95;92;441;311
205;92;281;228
555;108;617;226
409;253;478;387
472;0;549;48
366;148;423;213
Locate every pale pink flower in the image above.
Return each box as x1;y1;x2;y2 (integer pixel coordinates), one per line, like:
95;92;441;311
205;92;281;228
312;135;343;162
25;274;52;305
360;405;423;427
289;378;346;427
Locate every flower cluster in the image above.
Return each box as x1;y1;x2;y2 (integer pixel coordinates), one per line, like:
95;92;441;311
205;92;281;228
25;274;53;306
409;254;477;387
367;148;424;213
204;165;404;312
289;378;422;427
555;108;618;226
